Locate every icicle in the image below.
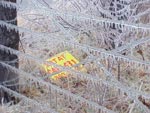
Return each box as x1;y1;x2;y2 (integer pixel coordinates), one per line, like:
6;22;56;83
1;43;150;107
0;1;17;9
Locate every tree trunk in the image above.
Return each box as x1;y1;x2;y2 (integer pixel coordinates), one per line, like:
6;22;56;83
0;0;19;103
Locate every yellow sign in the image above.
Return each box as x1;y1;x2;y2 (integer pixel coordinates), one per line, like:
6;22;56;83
42;51;80;80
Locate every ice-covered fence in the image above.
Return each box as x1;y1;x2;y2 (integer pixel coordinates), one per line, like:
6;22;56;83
0;0;150;113
0;42;150;112
0;20;150;69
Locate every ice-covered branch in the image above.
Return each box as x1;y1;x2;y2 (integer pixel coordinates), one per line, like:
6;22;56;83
0;62;116;113
0;1;17;9
131;0;150;4
37;5;150;32
1;20;150;69
1;53;150;112
96;62;150;113
63;41;150;68
1;44;150;103
132;8;150;19
0;85;58;113
1;1;150;32
112;37;150;52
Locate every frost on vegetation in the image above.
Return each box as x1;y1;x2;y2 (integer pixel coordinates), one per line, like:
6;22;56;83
0;0;150;113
